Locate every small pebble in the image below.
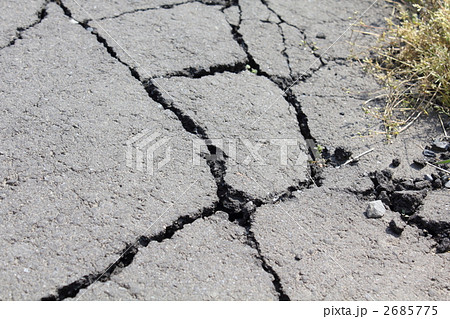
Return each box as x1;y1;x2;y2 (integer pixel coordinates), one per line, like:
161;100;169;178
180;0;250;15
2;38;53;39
432;140;448;151
366;200;386;218
423;149;436;157
442;177;449;187
391;158;401;167
445;181;450;189
389;217;406;235
424;174;433;182
316;32;326;39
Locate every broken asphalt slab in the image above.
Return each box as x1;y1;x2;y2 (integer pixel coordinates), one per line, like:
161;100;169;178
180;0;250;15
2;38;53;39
0;0;448;301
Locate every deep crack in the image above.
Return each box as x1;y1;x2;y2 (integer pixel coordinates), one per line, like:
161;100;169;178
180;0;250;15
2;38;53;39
41;205;217;301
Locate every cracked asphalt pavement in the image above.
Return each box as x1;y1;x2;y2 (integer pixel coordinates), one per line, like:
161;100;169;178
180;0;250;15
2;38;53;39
1;0;448;301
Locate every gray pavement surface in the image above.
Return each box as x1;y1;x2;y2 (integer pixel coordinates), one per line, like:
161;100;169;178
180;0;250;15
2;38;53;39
92;2;246;78
252;188;449;300
154;72;308;199
76;213;278;300
0;0;44;48
0;0;448;300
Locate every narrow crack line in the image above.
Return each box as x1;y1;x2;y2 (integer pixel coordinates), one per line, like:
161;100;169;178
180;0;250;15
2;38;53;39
259;0;325;70
0;1;49;50
258;0;330;65
259;0;293;79
93;0;197;23
41;203;218;301
248;229;291;300
278;23;293;79
260;0;300;32
78;0;231;24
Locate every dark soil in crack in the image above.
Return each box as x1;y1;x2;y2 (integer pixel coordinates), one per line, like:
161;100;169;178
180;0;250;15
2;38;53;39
367;169;449;253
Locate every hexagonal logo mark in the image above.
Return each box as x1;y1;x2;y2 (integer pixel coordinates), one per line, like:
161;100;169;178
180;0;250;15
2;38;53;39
126;129;171;175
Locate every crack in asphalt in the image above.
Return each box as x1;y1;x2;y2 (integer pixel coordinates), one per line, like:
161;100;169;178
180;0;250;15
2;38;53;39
228;0;324;184
92;0;229;23
41;204;217;300
44;0;399;302
259;0;326;71
0;1;49;50
160;61;248;78
95;1;197;23
5;0;445;302
73;0;233;24
40;0;311;301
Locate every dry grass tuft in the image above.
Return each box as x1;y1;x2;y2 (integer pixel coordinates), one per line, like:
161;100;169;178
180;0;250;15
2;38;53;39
364;0;450;138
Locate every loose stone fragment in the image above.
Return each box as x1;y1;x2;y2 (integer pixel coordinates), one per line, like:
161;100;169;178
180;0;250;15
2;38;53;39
423;149;436;158
391;158;400;167
366;200;386;219
316;32;326;39
432;141;448;152
389;217;406;235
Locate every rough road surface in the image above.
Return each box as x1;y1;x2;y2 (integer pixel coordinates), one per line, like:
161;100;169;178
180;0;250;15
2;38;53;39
0;0;448;301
